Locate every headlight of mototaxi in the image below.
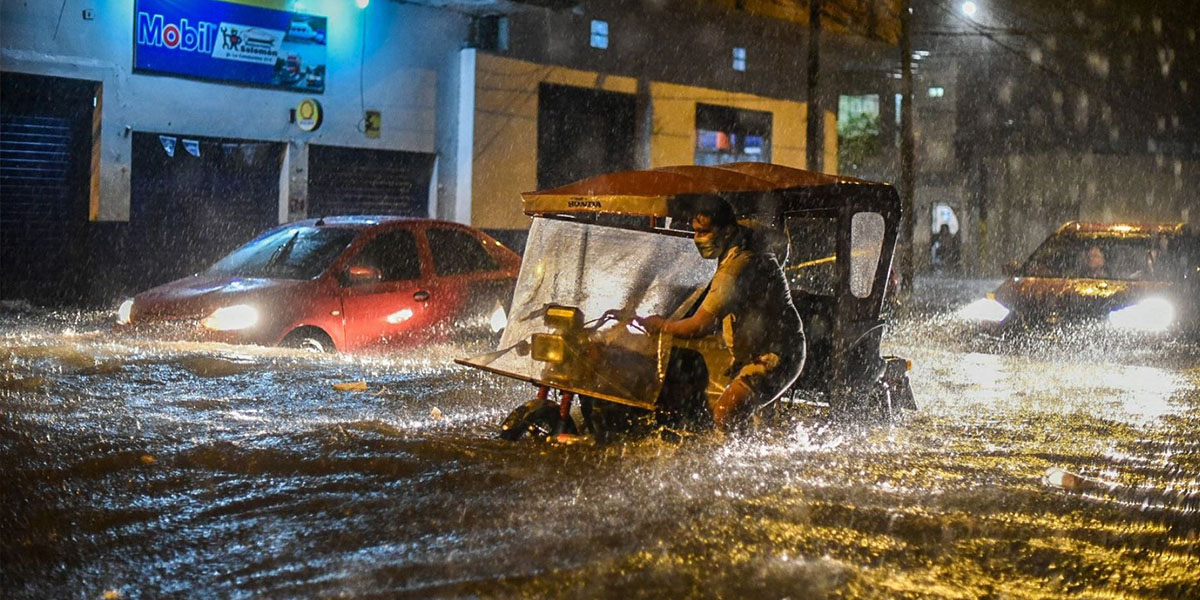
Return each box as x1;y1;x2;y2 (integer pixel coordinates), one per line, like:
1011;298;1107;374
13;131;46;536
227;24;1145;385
202;304;260;331
958;296;1010;322
116;298;134;325
531;333;566;363
1108;298;1174;332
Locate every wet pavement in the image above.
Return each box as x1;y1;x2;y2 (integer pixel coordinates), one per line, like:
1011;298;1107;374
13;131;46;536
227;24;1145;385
2;283;1198;599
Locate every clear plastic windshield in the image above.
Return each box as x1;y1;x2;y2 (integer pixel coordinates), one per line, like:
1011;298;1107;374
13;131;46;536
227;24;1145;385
461;218;716;407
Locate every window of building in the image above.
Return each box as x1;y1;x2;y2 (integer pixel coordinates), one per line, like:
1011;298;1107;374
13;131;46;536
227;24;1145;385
840;94;880;123
732;47;746;71
694;103;772;165
590;20;609;49
928;86;945;98
837;95;882;169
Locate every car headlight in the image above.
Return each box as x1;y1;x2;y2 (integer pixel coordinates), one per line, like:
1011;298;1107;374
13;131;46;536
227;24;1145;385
201;304;260;331
116;299;134;325
958;297;1010;322
1108;298;1174;332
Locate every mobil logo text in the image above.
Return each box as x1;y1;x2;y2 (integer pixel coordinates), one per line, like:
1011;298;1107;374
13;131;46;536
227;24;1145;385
137;12;219;53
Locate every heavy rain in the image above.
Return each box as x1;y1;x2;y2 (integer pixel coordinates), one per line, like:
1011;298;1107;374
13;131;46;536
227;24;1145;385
2;0;1198;599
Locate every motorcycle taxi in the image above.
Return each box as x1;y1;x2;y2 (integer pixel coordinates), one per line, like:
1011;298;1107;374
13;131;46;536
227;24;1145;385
456;163;915;442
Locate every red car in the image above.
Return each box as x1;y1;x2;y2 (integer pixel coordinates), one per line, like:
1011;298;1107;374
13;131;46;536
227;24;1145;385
116;217;521;352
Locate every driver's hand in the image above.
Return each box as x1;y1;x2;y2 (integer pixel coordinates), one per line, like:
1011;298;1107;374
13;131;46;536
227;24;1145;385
600;308;625;322
636;315;666;333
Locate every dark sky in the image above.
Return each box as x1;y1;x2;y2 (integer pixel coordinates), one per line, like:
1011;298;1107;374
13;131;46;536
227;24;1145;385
914;0;1198;156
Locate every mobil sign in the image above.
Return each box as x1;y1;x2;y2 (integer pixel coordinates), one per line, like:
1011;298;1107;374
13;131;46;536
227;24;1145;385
134;0;327;93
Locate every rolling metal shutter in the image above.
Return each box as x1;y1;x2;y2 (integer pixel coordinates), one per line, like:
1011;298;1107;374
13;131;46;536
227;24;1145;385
0;114;74;297
307;145;435;218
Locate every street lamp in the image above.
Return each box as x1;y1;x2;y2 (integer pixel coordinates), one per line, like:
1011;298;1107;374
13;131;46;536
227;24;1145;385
961;2;978;17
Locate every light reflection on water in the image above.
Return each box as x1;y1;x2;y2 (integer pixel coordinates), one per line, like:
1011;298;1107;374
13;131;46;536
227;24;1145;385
1;308;1198;599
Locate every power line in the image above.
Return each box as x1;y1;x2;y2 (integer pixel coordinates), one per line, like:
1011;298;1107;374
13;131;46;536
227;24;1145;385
925;0;1168;128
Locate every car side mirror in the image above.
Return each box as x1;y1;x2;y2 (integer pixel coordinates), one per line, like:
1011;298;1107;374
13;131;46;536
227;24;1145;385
1001;260;1020;277
344;264;382;286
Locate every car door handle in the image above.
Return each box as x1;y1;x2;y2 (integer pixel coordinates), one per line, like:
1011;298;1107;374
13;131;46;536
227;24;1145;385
413;290;430;302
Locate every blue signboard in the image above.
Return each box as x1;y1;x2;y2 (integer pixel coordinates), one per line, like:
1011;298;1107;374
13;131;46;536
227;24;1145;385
134;0;327;93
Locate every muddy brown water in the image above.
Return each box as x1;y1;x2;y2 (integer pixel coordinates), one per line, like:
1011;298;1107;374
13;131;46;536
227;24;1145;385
1;306;1198;599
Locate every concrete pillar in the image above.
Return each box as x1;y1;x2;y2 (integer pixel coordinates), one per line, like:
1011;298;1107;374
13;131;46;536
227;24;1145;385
453;48;477;225
634;76;653;169
284;141;308;222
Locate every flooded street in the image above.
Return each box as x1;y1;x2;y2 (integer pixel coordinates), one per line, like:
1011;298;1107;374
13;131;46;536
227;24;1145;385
2;290;1199;599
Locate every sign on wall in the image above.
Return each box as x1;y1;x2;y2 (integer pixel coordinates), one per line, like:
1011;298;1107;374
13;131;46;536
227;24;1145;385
296;98;323;132
134;0;327;93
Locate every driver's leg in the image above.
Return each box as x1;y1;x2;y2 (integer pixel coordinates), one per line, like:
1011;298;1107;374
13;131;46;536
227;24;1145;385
713;352;801;432
713;354;779;431
712;378;755;432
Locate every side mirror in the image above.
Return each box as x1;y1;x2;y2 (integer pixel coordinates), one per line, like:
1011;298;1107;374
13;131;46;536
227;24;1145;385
344;264;382;286
1001;260;1020;277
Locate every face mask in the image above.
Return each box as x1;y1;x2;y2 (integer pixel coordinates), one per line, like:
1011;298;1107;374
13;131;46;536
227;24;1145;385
694;232;724;259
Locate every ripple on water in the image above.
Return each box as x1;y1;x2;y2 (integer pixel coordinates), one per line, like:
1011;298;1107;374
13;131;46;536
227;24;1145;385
2;307;1199;598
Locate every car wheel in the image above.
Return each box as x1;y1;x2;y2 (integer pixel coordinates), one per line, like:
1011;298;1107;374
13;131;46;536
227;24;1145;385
282;328;335;353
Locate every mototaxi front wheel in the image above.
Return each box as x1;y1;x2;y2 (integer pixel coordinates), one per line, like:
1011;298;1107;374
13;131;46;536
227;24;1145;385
498;398;578;441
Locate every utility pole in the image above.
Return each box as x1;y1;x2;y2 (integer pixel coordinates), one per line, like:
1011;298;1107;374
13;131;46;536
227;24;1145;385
805;0;822;172
899;0;916;295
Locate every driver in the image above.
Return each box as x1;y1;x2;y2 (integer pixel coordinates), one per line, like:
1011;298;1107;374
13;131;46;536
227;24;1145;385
637;197;805;433
1082;245;1109;279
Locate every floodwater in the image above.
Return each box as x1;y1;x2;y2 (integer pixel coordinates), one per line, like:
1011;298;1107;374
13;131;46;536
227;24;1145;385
2;294;1198;599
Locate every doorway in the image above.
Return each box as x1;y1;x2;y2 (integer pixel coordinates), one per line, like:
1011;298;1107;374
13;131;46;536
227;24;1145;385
129;133;283;289
0;72;99;301
930;203;962;272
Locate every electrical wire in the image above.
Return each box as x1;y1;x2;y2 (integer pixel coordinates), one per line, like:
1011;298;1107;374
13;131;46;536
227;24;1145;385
926;0;1167;130
358;9;368;133
53;0;69;39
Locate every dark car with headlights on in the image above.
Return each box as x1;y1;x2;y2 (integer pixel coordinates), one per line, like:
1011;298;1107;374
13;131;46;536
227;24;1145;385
116;216;520;352
959;222;1199;336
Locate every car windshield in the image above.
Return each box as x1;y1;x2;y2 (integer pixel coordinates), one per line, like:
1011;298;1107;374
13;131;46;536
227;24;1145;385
206;226;358;280
1022;234;1177;281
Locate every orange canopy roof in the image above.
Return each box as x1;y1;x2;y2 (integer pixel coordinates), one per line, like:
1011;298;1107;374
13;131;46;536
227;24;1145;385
521;163;884;217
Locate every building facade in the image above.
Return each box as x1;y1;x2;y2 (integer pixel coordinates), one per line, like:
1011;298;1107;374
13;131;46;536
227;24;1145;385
1;0;894;304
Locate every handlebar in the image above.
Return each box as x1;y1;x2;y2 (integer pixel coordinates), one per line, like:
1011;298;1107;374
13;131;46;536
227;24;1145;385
588;308;650;335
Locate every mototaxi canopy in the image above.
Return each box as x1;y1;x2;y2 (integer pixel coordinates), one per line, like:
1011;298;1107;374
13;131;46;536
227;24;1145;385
520;163;894;222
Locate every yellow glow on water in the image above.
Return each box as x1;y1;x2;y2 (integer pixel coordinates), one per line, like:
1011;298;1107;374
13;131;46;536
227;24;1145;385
917;351;1186;424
